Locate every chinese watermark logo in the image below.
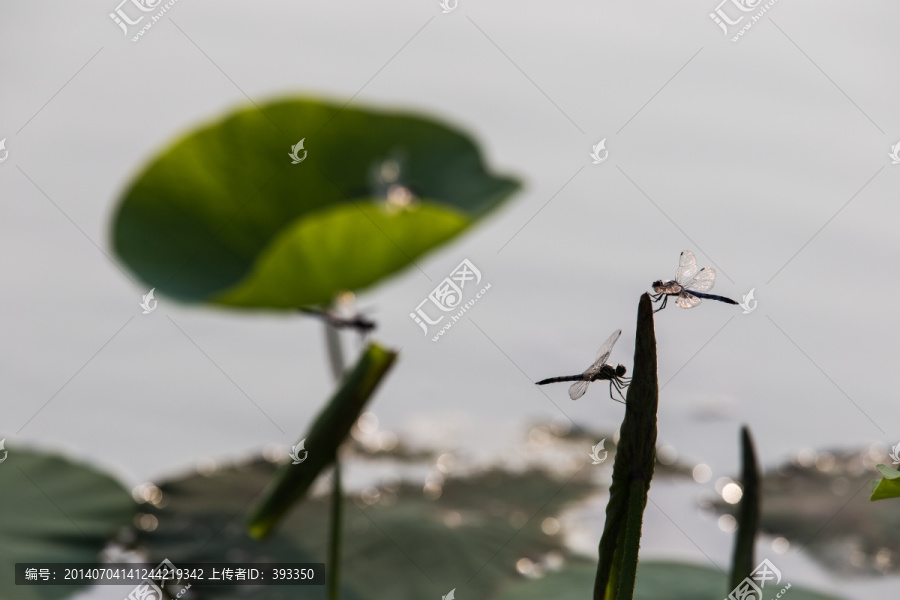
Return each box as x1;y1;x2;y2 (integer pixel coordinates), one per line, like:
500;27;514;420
409;259;491;342
290;439;308;465
109;0;182;43
726;558;789;600
0;138;8;164
0;439;7;464
125;558;191;600
589;439;608;465
739;288;757;314
889;141;900;165
439;0;458;13
289;139;307;164
889;443;900;465
709;0;780;42
140;288;157;314
589;139;608;164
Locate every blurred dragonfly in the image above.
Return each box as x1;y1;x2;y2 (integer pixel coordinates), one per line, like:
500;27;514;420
536;329;630;402
298;306;376;334
651;250;738;313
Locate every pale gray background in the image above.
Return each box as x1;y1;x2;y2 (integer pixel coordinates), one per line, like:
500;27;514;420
1;1;898;598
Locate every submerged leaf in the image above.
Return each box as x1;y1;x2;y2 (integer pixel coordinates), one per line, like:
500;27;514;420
135;458;596;600
714;448;900;575
498;560;844;600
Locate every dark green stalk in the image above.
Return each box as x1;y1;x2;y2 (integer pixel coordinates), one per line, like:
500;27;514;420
246;344;397;537
323;323;345;600
614;479;649;598
324;321;345;381
327;458;344;600
594;293;659;600
729;426;760;590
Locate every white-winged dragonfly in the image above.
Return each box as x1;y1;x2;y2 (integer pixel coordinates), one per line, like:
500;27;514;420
651;250;738;313
536;329;630;403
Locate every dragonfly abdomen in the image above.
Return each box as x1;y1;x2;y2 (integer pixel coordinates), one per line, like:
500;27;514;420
691;291;738;305
536;375;587;385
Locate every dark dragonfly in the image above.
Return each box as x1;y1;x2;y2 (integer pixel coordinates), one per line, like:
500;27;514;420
298;307;376;333
536;329;630;403
651;250;738;313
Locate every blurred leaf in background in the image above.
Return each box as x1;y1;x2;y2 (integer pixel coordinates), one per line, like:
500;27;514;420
0;448;134;600
500;561;842;600
714;447;900;576
111;98;520;309
132;458;596;600
128;436;844;600
128;421;695;599
870;464;900;501
0;431;848;600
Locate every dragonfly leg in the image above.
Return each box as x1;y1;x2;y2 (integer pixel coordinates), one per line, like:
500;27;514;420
609;379;627;404
617;379;629;402
653;295;668;313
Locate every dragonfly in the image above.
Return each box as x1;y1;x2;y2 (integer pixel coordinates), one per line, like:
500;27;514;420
536;329;630;402
651;250;738;313
298;306;376;333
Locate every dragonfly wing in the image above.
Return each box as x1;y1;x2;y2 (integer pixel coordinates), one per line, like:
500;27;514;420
569;380;590;400
593;329;622;364
584;329;622;378
685;267;716;293
675;250;699;285
675;292;702;309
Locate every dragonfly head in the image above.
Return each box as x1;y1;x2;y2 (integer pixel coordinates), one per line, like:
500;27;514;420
651;280;665;293
615;364;627;377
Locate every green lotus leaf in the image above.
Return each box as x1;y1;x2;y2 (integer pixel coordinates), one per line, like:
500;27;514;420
111;97;519;309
